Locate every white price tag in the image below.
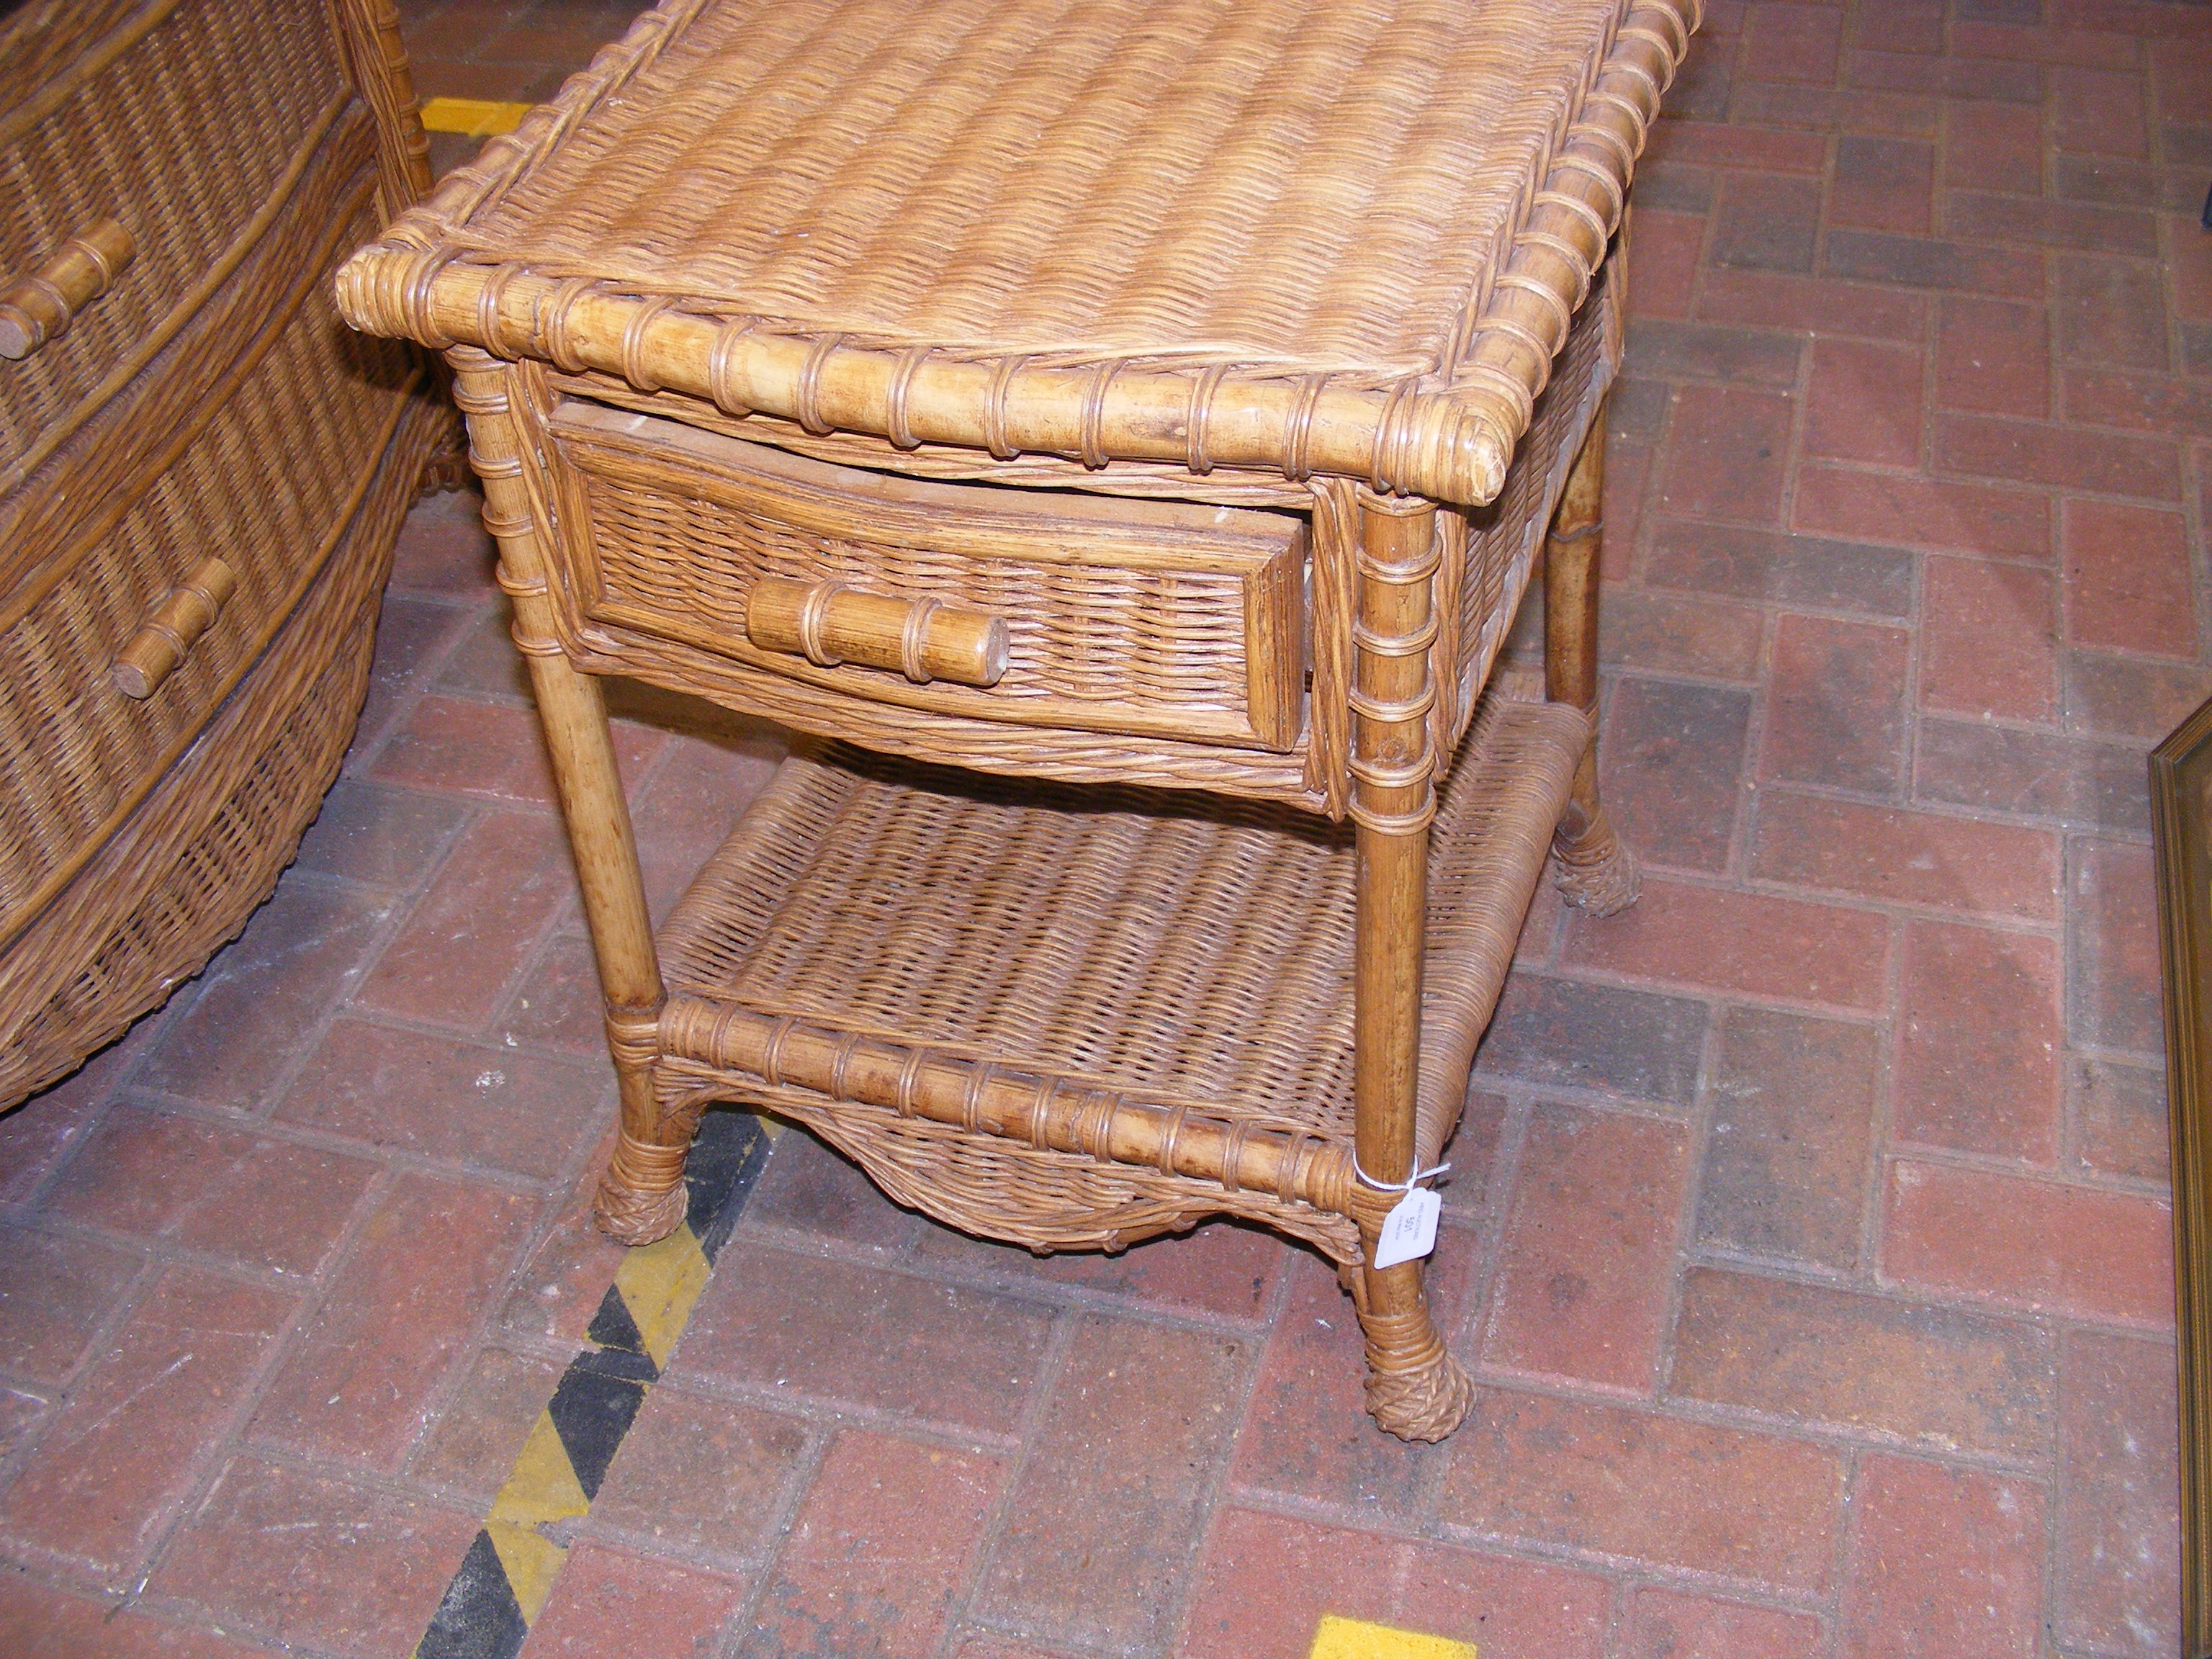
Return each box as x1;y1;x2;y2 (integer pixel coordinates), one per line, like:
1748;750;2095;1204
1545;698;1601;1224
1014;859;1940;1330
1372;1186;1441;1269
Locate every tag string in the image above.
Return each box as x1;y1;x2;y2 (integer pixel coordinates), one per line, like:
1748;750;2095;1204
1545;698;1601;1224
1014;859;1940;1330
1351;1154;1451;1194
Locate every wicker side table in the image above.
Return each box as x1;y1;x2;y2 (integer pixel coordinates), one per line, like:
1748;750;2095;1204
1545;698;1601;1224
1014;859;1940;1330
338;0;1696;1442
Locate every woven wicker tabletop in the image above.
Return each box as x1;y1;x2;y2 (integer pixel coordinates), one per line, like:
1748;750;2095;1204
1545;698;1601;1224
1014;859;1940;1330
454;0;1622;377
338;0;1698;505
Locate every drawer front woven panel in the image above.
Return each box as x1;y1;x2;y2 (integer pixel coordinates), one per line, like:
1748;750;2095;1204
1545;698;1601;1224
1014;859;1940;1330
334;0;1692;1442
0;0;444;1107
546;400;1308;751
487;258;1616;814
0;426;422;1103
0;171;408;938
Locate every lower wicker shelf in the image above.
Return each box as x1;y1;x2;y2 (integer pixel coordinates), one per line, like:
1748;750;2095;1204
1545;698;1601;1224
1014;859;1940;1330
652;686;1586;1267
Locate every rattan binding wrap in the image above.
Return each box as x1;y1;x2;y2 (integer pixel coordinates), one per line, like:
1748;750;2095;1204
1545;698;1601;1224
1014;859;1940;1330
649;685;1582;1262
336;0;1694;508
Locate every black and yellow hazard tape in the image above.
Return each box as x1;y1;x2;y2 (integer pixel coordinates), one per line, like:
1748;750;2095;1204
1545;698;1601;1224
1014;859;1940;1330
415;1108;772;1659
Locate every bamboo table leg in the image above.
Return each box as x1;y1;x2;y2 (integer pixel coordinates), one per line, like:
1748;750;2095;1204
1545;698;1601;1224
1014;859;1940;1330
1347;487;1473;1442
1545;403;1641;916
448;348;690;1246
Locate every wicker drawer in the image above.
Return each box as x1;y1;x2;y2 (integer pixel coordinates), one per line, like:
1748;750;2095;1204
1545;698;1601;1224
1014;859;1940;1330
0;0;349;480
0;162;415;940
544;401;1309;752
0;385;431;1103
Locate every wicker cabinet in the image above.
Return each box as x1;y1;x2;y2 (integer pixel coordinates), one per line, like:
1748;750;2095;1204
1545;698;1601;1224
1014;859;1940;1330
0;0;446;1105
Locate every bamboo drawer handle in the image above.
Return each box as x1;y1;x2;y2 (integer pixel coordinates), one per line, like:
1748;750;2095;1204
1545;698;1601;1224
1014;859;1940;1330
112;557;236;699
746;576;1009;688
0;220;137;361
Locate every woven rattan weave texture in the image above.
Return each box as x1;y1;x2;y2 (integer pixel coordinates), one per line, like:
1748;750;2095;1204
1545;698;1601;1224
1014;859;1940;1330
338;0;1697;506
0;0;345;473
0;0;442;1106
655;690;1585;1267
0;427;429;1105
461;0;1622;374
337;0;1689;1439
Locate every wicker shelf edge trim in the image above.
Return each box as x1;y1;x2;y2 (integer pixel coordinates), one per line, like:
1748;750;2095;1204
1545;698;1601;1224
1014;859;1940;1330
663;1063;1366;1260
333;0;1694;506
660;997;1377;1239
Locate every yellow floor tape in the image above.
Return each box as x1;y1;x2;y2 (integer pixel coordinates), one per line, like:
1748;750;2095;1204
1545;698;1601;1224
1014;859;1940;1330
414;1111;771;1659
1310;1614;1477;1659
418;96;533;138
405;1105;1468;1659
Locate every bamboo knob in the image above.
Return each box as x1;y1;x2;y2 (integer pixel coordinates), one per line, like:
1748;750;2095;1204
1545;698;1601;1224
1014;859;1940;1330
112;557;236;699
746;576;1008;688
0;220;137;361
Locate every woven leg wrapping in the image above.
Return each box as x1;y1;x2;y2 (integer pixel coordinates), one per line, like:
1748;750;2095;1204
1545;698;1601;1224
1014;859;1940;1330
1358;1303;1475;1442
416;425;471;497
593;1128;691;1244
1552;800;1641;917
1344;1263;1475;1442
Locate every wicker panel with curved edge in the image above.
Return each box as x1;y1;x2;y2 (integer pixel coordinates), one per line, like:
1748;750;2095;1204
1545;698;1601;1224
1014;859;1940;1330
0;397;439;1104
0;0;441;1108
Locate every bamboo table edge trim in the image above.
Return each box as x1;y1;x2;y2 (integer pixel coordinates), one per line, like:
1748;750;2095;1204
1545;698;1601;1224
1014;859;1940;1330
332;0;1698;508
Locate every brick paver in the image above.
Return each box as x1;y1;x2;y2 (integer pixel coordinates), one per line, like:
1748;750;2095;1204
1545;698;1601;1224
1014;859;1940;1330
0;0;2199;1653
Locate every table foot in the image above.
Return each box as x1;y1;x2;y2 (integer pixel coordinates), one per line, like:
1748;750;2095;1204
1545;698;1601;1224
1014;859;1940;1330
1352;1264;1475;1442
1367;1346;1475;1442
593;1129;692;1245
1553;798;1641;917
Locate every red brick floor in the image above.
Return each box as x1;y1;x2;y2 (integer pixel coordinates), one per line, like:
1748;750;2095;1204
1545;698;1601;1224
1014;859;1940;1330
1;0;2203;1653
